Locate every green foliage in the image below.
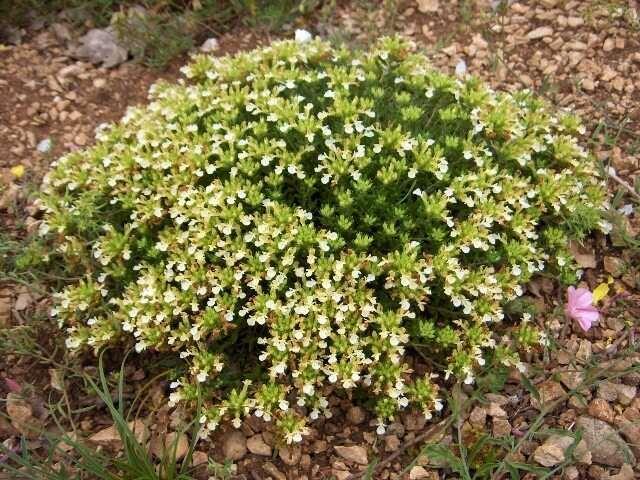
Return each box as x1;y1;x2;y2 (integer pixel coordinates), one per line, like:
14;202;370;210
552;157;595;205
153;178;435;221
40;37;606;440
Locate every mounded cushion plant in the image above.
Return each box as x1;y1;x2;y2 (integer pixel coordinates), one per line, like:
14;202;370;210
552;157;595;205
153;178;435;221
40;37;608;441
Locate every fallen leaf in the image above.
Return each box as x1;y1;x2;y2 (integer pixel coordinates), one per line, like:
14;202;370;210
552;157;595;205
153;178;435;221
592;283;609;304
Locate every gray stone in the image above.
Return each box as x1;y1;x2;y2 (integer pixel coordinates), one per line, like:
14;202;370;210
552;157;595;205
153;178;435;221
576;416;636;467
73;29;128;68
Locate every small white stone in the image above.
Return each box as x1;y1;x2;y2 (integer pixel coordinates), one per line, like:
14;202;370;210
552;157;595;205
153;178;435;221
295;29;312;43
37;138;52;153
200;38;219;53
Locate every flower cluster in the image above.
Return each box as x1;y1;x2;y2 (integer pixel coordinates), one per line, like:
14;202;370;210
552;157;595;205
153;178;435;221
40;37;607;441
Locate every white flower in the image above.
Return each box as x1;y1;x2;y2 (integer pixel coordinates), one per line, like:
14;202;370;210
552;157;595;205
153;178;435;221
65;337;81;349
619;204;633;216
598;220;613;234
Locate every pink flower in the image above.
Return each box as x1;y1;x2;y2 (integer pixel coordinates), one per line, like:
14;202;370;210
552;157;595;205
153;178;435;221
565;286;599;332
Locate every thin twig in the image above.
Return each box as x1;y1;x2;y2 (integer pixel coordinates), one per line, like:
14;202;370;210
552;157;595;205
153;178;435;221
606;168;640;203
605;328;632;356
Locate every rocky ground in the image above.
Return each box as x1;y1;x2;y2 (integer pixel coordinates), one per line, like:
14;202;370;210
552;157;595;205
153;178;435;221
1;1;640;479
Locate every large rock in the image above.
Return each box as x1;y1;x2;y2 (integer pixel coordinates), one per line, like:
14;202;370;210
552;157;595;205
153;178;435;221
576;416;636;467
72;29;128;68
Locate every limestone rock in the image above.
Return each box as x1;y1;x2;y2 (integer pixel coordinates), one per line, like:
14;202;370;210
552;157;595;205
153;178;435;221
247;433;272;456
200;38;219;53
73;29;128;68
335;445;368;465
222;430;246;461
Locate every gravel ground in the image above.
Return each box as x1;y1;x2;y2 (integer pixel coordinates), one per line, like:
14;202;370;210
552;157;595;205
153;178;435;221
1;1;639;479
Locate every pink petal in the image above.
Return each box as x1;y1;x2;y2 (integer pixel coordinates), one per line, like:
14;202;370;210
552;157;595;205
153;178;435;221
570;288;593;309
574;307;599;332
